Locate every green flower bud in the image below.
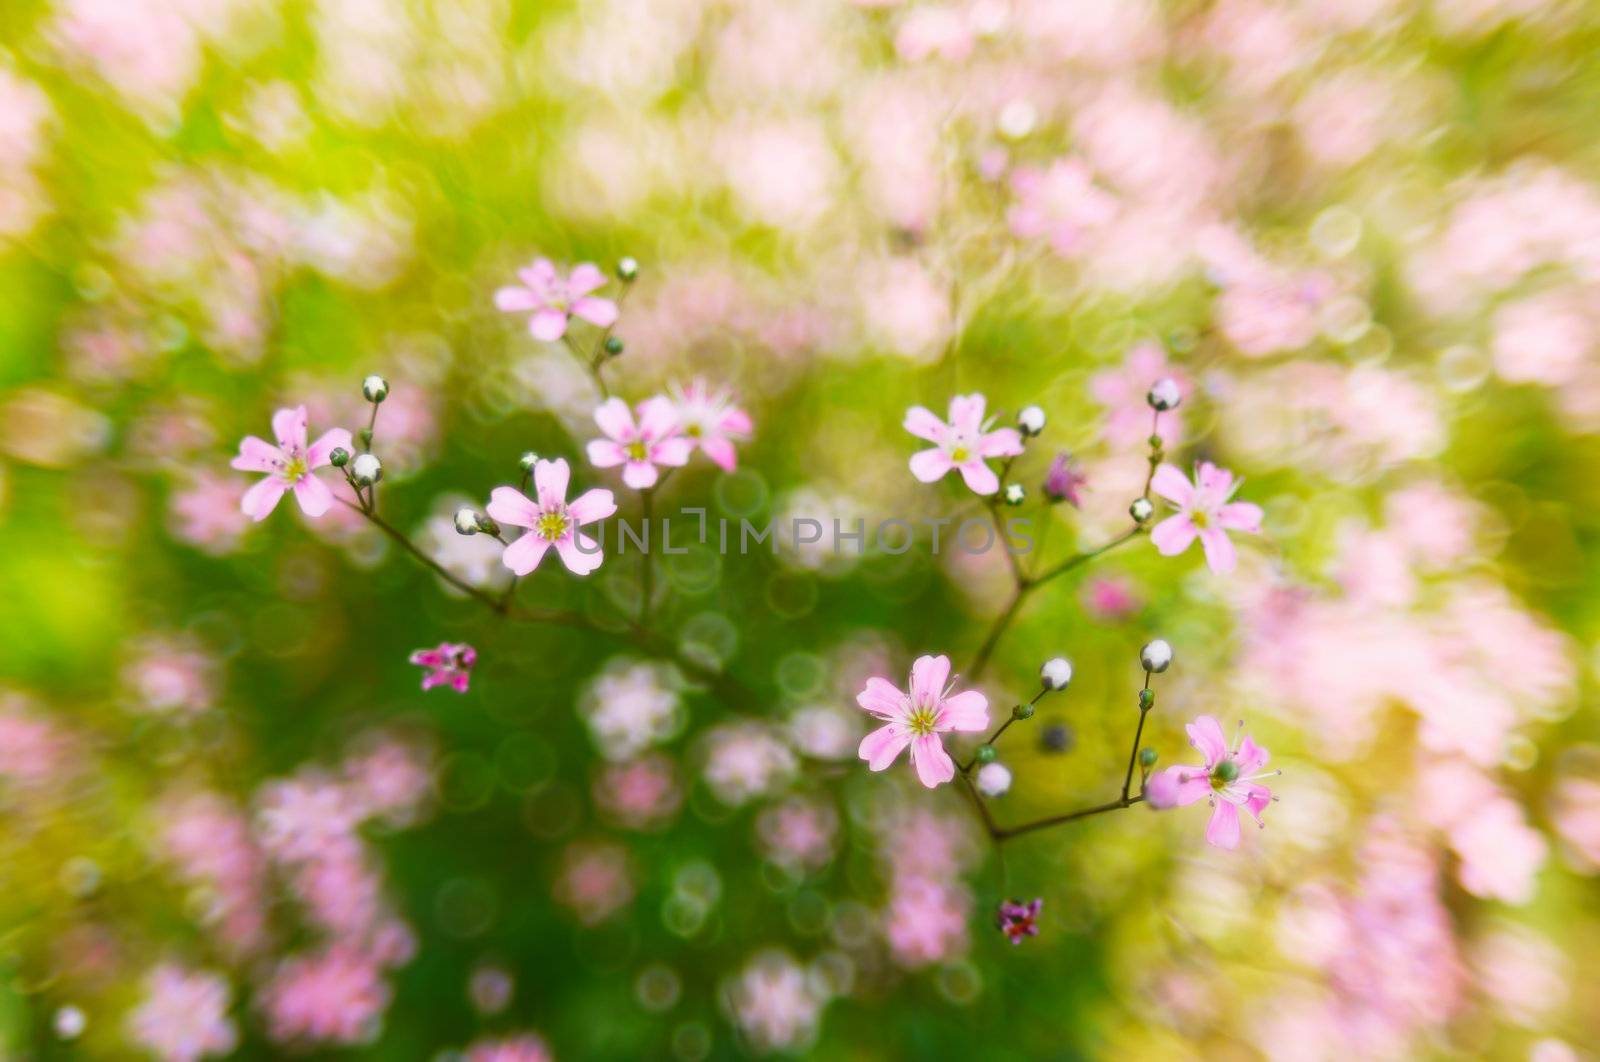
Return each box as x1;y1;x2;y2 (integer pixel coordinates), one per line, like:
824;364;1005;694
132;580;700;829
975;744;998;765
329;447;350;468
1139;748;1158;768
604;336;624;357
1012;702;1034;721
1138;688;1155;711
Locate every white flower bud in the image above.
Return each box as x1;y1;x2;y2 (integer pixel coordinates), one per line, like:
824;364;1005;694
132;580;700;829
1016;405;1046;437
617;257;639;281
976;762;1012;797
1140;639;1173;673
362;374;390;403
1129;497;1154;523
519;451;539;471
454;508;480;535
1146;378;1181;412
1040;657;1073;690
1003;482;1026;506
350;452;383;486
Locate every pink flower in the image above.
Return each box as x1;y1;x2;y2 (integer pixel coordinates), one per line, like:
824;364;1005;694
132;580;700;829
126;965;238;1062
1043;451;1087;506
1148;461;1263;574
904;394;1024;496
259;946;390;1046
585;396;692;490
230;405;351;521
494;258;618;342
1146;715;1278;849
465;1034;553;1062
408;642;475;693
486;458;616;576
996;898;1042;944
856;654;988;788
668;378;753;471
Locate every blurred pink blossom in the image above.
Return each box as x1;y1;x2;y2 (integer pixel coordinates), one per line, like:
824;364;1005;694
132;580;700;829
259;945;390;1046
702;721;797;805
1146;715;1277;848
1149;462;1263;574
727;950;823;1053
126;964;237;1062
667;378;752;472
409;642;476;693
465;1034;553;1062
1090;343;1188;448
586;396;692;490
885;877;969;966
495;259;617;342
553;841;634;926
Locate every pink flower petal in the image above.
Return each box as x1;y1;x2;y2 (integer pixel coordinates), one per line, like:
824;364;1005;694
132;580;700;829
566;487;617;525
957;460;1000;495
1235;736;1270;776
486;486;539;529
494;286;540;312
231;436;283;473
909;655;951;706
652;438;693;466
859;724;911;771
946;394;986;435
636;396;679;441
502;532;551;575
566;263;608;298
534;458;570;507
1149;514;1198;556
555;532;604;575
719;407;753;435
1241;782;1273;822
700;437;738;472
976;428;1024;458
1199;526;1237;573
903;405;950;444
240;477;287;521
909;733;955;788
520;259;559;291
937;690;988;732
1216;501;1263;534
909;448;953;483
622;461;659;490
1149;464;1194;507
586;439;627;468
1205;800;1241;848
593;397;635;441
857;677;909;720
528;308;568;342
291;474;335;518
1186;715;1228;767
571;296;618;328
306;428;353;468
272;406;309;452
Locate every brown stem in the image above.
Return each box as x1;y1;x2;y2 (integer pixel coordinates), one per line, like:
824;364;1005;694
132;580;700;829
966;584;1027;682
995;795;1144;841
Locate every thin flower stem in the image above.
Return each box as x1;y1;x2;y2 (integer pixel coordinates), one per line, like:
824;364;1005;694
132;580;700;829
1030;525;1142;587
590;278;633;367
561;333;610;399
1121;698;1152;803
958;770;1003;837
965;585;1025;682
994;795;1144;841
639;488;654;626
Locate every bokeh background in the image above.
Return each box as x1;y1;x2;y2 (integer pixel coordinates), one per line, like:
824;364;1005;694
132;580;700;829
1;0;1598;1058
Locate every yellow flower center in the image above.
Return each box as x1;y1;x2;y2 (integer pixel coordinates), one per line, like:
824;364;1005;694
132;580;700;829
1190;509;1210;529
536;510;570;541
906;702;939;736
949;445;970;463
685;422;703;438
283;455;308;482
625;440;649;462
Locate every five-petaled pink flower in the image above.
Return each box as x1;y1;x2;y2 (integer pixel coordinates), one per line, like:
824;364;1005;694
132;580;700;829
486;458;617;576
1146;715;1278;849
904;395;1024;496
856;654;988;788
668;378;753;472
409;642;476;693
586;396;692;490
231;406;352;521
1148;461;1263;574
494;259;619;342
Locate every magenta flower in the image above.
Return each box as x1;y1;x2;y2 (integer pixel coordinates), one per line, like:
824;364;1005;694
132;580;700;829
486;458;617;576
996;898;1042;944
585;396;692;490
1146;715;1278;849
1148;461;1263;573
230;406;352;521
408;642;476;693
856;654;989;788
904;394;1025;496
1043;451;1087;507
494;258;619;342
668;378;753;472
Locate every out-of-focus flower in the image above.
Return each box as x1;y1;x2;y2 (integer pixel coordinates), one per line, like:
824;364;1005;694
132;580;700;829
122;636;215;717
158;791;270;956
255;774;360;864
464;1034;553;1062
904;394;1024;496
1006;159;1117;256
553;841;634;926
341;734;434;827
408;642;475;693
125;964;237;1062
786;704;860;760
494;259;618;342
1090;343;1187;448
231;405;352;521
580;659;683;761
856;654;989;788
585;396;691;490
1469;924;1568;1026
259;945;390;1046
1043;451;1087;506
885;877;969;966
702;721;797;805
726;950;824;1053
1146;715;1276;849
976;761;1012;796
168;470;250;553
756;796;838;870
486;458;616;576
594;754;681;831
1149;462;1262;574
996;898;1042;944
1082;576;1141;621
667;378;752;472
1552;764;1600;872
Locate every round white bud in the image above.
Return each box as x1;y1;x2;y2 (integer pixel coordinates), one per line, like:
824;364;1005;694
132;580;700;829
350;452;383;486
518;451;539;471
1040;657;1073;690
976;762;1012;797
454;508;480;535
617;257;639;281
1016;405;1046;437
1140;639;1173;673
362;374;389;403
1146;378;1181;412
1003;482;1026;506
1129;497;1154;523
53;1006;86;1041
